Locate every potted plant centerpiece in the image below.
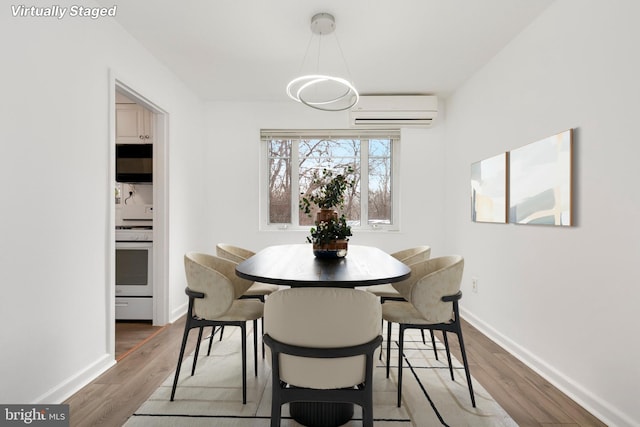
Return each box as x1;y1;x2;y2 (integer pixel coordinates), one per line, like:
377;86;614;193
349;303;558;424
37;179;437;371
299;166;355;258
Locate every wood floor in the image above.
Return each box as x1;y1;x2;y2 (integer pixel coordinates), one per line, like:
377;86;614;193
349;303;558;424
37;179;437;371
114;321;166;361
64;316;605;427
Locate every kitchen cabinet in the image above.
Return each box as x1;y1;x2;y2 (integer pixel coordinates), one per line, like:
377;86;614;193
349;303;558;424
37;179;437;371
116;103;153;144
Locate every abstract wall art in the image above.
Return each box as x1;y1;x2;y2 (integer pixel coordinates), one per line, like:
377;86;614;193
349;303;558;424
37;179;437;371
471;152;508;223
508;129;573;226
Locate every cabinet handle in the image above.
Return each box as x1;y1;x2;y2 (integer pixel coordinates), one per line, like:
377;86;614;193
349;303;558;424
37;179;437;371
139;135;144;139
145;135;150;139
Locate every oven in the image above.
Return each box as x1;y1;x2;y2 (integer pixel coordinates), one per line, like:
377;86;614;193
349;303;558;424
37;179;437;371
115;227;153;320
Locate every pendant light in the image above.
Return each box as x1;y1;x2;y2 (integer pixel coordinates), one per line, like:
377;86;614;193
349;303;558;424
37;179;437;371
286;13;359;111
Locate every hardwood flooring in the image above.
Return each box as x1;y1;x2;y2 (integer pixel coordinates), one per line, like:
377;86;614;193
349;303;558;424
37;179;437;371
115;321;166;361
65;317;605;427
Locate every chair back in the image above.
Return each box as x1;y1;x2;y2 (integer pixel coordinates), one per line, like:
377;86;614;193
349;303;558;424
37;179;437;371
184;252;254;318
391;245;431;266
392;255;464;323
264;287;381;389
215;243;255;263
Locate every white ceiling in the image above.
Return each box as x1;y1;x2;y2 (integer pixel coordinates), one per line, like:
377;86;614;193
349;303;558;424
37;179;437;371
101;0;554;102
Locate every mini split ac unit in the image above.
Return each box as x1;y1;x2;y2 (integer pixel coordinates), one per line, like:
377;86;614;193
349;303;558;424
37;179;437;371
349;95;438;128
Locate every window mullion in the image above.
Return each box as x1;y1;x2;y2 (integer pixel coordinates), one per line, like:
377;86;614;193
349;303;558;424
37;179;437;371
290;139;300;227
360;139;369;228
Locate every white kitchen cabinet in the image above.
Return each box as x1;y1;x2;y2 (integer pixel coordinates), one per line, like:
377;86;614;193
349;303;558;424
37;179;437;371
116;103;153;144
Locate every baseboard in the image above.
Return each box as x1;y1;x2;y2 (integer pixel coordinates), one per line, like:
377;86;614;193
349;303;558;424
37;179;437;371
35;354;115;404
170;301;188;323
460;308;633;427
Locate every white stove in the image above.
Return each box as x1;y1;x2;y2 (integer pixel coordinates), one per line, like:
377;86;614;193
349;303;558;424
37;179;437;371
115;226;153;321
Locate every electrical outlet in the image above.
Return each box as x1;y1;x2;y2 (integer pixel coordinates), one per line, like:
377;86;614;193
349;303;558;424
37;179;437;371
472;277;478;293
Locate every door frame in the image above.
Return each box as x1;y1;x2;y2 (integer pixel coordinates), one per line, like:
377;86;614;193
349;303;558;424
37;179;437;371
107;71;170;359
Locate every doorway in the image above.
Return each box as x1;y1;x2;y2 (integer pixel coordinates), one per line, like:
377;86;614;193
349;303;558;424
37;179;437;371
109;76;169;361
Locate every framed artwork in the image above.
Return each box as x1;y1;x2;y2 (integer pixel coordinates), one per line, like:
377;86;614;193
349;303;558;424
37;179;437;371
509;129;573;226
471;152;508;223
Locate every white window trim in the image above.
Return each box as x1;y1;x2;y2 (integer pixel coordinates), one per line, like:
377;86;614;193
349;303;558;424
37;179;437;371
259;129;401;232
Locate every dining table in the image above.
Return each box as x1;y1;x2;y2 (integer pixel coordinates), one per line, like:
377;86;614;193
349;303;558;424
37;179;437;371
235;243;411;288
235;243;411;426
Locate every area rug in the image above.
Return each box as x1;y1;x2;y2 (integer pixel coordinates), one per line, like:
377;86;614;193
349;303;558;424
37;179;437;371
124;323;517;426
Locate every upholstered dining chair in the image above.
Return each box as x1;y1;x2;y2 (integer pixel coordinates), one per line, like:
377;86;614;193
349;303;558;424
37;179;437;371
365;246;437;356
170;252;263;404
216;243;281;300
382;255;475;408
214;243;280;356
366;245;432;303
263;287;382;427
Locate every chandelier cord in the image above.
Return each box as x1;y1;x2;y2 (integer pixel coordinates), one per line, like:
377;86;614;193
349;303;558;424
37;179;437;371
333;31;354;85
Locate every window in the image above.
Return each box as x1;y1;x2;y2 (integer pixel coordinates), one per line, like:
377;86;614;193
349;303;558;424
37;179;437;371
261;130;400;230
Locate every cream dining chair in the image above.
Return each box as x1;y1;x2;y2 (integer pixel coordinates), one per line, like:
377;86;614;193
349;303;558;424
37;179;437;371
263;287;382;427
213;243;281;357
382;255;475;408
170;252;263;404
364;246;438;356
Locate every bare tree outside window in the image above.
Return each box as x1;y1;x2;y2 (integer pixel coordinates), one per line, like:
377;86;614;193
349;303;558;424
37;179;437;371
368;139;392;224
268;140;291;223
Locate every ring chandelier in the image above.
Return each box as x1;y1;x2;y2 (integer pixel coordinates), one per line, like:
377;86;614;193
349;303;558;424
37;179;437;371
286;13;359;111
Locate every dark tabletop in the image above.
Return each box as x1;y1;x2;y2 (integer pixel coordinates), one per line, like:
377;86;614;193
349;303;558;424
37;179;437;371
235;244;411;287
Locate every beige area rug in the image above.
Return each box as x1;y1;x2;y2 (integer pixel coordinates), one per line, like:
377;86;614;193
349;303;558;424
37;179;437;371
124;323;517;426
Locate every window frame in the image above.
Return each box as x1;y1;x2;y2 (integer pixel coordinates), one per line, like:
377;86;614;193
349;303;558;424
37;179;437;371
260;129;401;232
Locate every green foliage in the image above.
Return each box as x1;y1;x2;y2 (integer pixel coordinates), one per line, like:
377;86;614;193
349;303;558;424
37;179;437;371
299;166;355;214
306;215;352;245
299;165;355;244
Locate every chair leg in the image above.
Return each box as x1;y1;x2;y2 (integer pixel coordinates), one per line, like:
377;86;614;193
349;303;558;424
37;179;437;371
379;317;384;361
261;317;265;359
270;379;281;427
385;321;392;378
219;325;224;341
241;322;247;404
420;329;426;345
397;324;405;408
253;319;258;377
455;326;476;408
442;331;454;380
207;326;216;356
191;326;205;376
430;329;439;360
170;319;192;401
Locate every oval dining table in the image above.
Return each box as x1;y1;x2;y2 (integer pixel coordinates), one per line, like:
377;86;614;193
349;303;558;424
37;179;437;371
235;243;411;426
235;243;411;288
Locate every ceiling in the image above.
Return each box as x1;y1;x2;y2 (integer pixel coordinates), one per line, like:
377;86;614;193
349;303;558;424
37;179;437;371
101;0;554;102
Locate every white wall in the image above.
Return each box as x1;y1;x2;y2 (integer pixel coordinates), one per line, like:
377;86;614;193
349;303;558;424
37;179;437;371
443;1;640;425
201;101;446;256
0;1;205;403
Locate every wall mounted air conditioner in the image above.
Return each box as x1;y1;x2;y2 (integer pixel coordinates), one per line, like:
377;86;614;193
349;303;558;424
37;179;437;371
349;95;438;128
